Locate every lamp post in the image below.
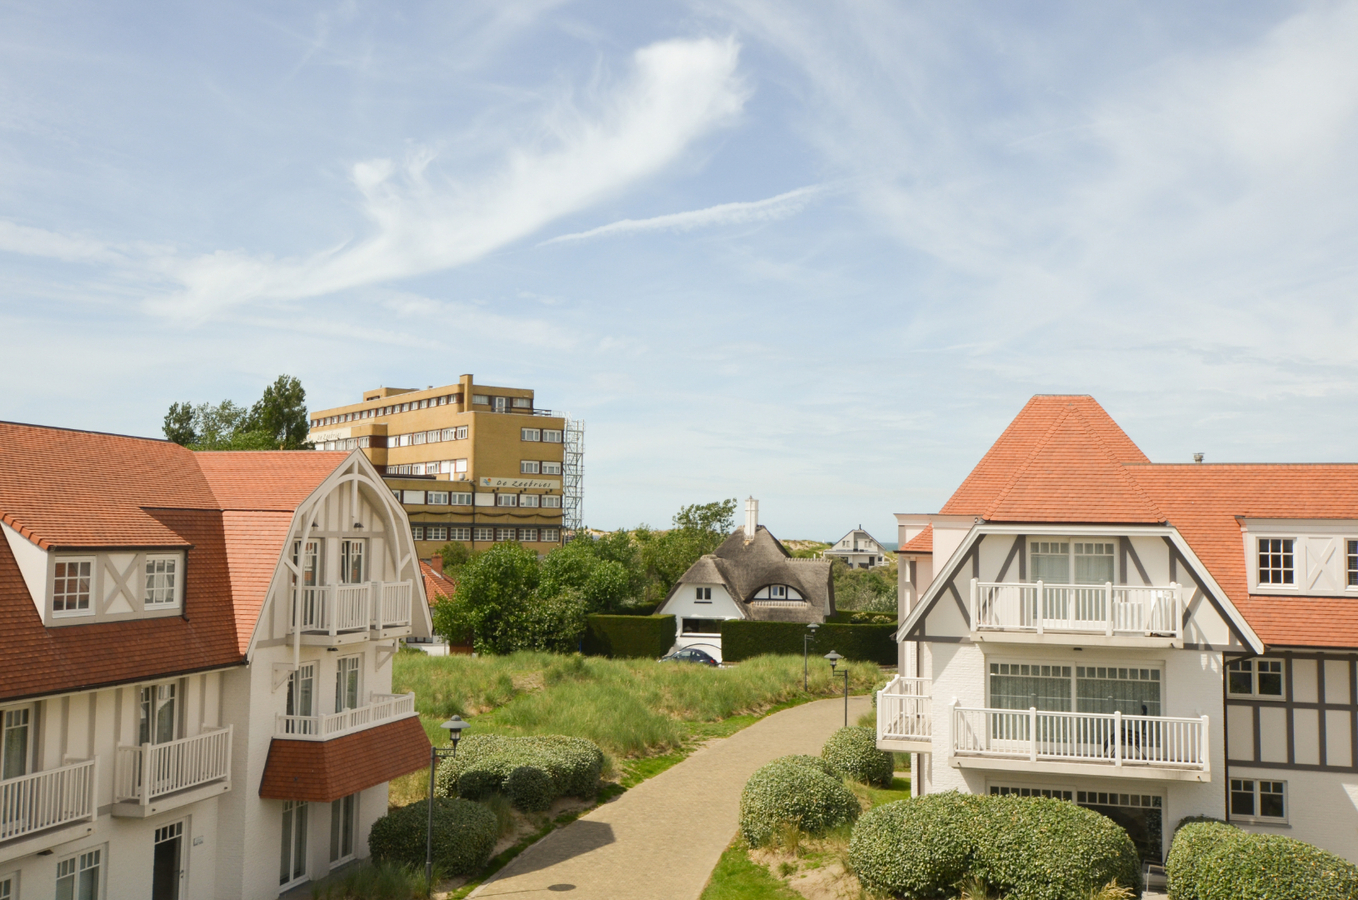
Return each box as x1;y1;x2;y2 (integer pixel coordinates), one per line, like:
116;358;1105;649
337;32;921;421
802;623;820;690
427;715;467;887
824;651;849;727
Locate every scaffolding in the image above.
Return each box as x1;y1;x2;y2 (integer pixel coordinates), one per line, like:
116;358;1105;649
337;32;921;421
563;418;585;539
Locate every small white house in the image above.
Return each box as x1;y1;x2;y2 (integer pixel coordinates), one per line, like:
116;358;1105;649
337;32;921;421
657;498;833;661
825;527;891;569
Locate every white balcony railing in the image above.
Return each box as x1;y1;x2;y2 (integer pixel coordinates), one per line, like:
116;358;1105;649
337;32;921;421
970;579;1183;639
952;704;1208;772
0;759;96;843
275;692;417;741
114;727;232;806
291;580;414;639
877;676;932;744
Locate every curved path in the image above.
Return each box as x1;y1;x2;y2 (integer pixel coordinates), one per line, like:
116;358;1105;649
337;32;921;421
468;694;872;900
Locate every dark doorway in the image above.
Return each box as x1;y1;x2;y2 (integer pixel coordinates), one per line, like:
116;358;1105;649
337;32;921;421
152;822;183;900
1080;802;1163;863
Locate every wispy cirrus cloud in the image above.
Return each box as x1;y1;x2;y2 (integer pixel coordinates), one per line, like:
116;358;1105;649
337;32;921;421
540;183;825;245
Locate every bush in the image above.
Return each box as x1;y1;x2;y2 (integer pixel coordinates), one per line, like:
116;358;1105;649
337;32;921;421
850;793;1140;900
436;733;604;811
739;755;860;848
582;614;677;659
367;798;496;876
719;620;896;664
778;754;841;779
1166;820;1358;900
821;726;894;787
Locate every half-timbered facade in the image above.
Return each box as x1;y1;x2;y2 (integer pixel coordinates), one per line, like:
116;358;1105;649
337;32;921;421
0;423;433;899
878;396;1358;866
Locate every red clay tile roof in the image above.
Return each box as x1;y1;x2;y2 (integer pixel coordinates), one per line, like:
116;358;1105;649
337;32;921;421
941;396;1149;518
421;560;456;604
900;525;933;554
0;422;350;701
258;717;431;802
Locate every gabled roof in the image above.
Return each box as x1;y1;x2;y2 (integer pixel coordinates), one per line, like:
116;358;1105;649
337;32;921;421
421;559;456;603
900;525;933;554
0;421;354;702
665;525;833;623
827;527;887;549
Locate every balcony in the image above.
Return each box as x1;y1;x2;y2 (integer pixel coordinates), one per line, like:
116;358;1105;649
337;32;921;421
113;727;232;817
290;580;415;645
275;692;418;741
951;704;1209;781
876;676;932;753
969;579;1183;645
0;760;97;860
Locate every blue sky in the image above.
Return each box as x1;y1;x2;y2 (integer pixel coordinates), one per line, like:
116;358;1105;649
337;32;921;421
4;1;1358;539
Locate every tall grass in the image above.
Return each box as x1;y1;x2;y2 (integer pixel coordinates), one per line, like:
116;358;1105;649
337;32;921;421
394;653;883;758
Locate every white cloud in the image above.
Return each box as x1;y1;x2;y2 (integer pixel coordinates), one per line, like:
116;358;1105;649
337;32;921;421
0;220;123;265
540;184;824;244
146;36;748;318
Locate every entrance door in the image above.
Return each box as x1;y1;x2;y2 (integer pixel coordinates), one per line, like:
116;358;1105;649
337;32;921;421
152;822;183;900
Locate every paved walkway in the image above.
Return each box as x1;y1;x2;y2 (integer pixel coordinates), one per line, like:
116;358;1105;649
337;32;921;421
468;695;873;900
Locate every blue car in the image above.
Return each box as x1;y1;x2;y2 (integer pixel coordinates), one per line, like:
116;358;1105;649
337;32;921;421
660;647;720;666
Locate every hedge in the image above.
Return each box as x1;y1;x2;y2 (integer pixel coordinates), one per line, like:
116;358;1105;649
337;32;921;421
1166;820;1358;900
739;755;861;848
821;726;894;786
435;734;604;811
368;798;496;876
850;793;1140;900
719;620;896;664
582;614;676;659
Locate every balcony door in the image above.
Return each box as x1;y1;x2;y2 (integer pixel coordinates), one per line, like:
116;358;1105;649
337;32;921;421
340;540;365;585
2;706;31;779
152;821;183;900
139;683;178;746
286;663;317;723
335;656;361;714
279;800;308;888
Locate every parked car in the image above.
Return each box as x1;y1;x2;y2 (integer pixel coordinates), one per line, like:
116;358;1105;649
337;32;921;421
660;647;720;666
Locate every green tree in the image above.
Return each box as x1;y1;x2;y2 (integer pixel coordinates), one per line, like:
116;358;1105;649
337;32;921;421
434;541;474;575
538;536;638;613
246;375;312;449
634;498;737;605
163;402;198;446
436;542;586;655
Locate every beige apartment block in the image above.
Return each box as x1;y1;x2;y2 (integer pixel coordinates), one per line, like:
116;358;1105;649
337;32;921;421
307;374;578;557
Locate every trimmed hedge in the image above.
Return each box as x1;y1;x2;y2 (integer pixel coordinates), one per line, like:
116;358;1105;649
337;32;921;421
739;755;860;847
582;614;676;659
435;734;604;811
821;726;893;787
850;793;1140;900
368;798;496;876
1166;820;1358;900
719;620;896;664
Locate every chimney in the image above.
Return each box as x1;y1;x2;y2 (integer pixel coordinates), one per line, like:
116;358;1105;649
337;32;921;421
1193;453;1204;464
431;554;444;574
745;497;758;539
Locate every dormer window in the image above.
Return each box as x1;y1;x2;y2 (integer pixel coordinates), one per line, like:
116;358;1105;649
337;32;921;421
144;555;180;607
1347;540;1357;587
53;558;93;617
1258;538;1294;585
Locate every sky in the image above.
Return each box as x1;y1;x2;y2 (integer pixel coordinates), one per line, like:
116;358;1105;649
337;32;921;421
4;1;1358;540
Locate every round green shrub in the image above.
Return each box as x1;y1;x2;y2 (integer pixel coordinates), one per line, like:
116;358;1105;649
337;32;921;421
368;798;496;876
436;733;604;810
505;765;554;812
1167;820;1358;900
821;726;894;787
778;754;840;779
849;793;1140;900
739;756;860;848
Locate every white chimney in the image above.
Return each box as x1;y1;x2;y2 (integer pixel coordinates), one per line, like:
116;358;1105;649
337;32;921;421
745;496;758;539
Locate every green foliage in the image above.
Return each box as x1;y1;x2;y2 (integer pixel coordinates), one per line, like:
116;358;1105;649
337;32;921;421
164;375;312;450
367;798;496;876
849;793;1140;900
581;614;676;659
699;843;804;900
830;558;898;613
633;498;738;605
310;859;432;900
719;621;896;664
1166;820;1358;900
820;726;893;787
433;541;473;576
441;542;586;655
738;755;860;848
435;734;604;812
538;536;636;612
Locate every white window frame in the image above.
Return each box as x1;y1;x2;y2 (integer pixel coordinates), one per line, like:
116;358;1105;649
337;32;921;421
541;461;562;475
340;539;366;585
495;528;516;542
280;800;309;888
403;490;426;505
1256;536;1296;588
1227;658;1285;699
543;528;560;542
2;705;33;780
986;659;1164;715
427;525;448;541
473;527;494;542
0;870;15;900
696;587;711;600
427;492;449;506
512;397;532;408
543;430;563;443
144;553;181;608
139;681;180;746
450;493;472;506
496;494;518;507
450;527;472;541
519;528;538;542
56;847;103;900
472;394;489;405
411;526;425;541
541;495;562;509
52;556;95;618
1348;538;1358;588
335;655;361;713
519;494;540;508
520;460;540;474
1230;778;1287;824
330;792;359;866
521;428;541;442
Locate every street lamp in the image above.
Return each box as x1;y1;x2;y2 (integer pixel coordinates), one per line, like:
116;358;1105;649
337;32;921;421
824;651;849;727
802;623;820;690
427;715;468;887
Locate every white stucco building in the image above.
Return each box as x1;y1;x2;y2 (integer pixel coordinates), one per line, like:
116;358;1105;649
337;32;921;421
0;423;434;899
878;395;1358;867
824;527;890;569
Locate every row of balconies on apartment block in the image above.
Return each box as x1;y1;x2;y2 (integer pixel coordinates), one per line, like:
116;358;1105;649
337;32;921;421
875;677;1210;782
1;691;420;859
289;580;414;646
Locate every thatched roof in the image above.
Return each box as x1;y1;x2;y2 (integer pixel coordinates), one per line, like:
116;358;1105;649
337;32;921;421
663;525;834;624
